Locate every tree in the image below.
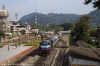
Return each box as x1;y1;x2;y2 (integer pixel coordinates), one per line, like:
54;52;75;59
19;22;23;26
84;0;100;9
96;26;100;47
55;26;63;33
0;30;5;38
31;24;37;29
20;29;26;35
59;23;73;31
70;15;91;41
0;30;5;43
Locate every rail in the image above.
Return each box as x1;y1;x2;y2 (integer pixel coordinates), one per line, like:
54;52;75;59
42;49;57;66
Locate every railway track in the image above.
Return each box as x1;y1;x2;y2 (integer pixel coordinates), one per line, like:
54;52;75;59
11;49;39;66
33;34;69;66
52;34;68;66
42;49;57;66
11;34;69;66
32;49;58;66
33;56;47;66
47;34;69;66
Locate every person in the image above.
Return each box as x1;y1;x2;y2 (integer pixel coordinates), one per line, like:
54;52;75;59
40;34;43;41
34;33;37;37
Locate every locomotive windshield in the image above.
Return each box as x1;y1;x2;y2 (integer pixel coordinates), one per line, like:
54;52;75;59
40;40;50;45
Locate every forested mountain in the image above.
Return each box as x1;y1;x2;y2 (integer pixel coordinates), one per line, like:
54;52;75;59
19;9;100;26
89;9;100;26
18;13;79;25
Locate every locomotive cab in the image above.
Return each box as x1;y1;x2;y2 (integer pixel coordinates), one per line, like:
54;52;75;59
39;40;51;54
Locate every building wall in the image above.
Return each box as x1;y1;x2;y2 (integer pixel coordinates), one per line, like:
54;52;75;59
7;21;31;36
0;17;8;32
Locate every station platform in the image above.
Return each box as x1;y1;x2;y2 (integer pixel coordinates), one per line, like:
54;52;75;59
0;45;34;65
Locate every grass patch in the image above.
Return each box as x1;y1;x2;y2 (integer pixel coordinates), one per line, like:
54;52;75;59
69;35;75;46
24;39;42;48
0;46;3;48
82;41;97;49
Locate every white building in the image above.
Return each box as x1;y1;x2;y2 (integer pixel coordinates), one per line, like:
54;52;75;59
8;21;31;36
24;22;31;35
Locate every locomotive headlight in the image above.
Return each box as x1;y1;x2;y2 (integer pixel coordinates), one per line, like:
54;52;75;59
40;45;50;48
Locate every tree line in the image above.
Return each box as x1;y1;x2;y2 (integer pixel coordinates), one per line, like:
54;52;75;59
70;15;100;48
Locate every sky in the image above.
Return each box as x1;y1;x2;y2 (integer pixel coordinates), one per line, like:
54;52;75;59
0;0;95;21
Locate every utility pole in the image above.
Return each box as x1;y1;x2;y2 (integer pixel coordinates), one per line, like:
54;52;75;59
15;13;18;47
15;13;18;22
2;5;5;10
34;6;37;38
8;36;9;51
35;6;37;25
17;32;20;46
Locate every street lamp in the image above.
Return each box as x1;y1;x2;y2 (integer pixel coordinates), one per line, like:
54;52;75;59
8;36;9;51
19;35;20;46
15;39;17;48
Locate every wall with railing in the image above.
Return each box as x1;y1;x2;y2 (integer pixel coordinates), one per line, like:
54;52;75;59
0;46;34;66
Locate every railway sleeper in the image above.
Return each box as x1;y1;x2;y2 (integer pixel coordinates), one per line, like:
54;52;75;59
42;49;57;66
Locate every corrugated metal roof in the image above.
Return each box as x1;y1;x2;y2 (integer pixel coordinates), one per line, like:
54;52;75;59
70;56;99;66
94;48;100;57
71;64;98;66
69;46;100;62
76;41;88;48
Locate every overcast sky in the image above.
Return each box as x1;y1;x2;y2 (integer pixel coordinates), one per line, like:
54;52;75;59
0;0;95;21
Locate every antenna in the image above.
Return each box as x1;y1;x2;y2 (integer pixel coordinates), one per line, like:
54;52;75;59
2;5;5;10
35;6;37;24
15;13;18;22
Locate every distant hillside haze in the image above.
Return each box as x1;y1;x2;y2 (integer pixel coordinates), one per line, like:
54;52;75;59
89;9;100;26
18;10;100;26
18;13;79;25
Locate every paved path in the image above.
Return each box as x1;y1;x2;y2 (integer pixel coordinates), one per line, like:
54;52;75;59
0;45;33;63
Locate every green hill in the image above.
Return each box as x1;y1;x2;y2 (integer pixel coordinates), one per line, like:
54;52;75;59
18;10;100;26
18;13;79;25
89;9;100;26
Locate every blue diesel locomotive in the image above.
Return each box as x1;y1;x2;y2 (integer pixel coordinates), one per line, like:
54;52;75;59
39;34;60;54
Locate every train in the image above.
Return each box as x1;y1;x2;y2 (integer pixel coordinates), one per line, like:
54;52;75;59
39;33;61;55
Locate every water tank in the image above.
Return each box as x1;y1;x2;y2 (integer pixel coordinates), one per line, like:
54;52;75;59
0;10;9;17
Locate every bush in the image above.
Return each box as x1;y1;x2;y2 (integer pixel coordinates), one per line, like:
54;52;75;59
24;39;41;48
82;41;97;49
0;44;3;48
